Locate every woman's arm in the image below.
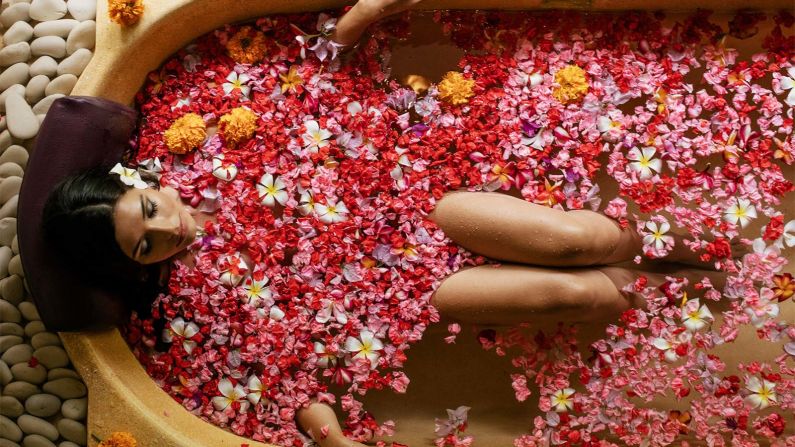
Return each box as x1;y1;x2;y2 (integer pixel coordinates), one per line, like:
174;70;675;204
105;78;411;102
296;402;367;447
331;0;424;47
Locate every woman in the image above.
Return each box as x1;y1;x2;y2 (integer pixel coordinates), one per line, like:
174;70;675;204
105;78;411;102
41;2;728;447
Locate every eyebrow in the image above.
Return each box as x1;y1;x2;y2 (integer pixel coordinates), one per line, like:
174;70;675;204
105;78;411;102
131;195;145;259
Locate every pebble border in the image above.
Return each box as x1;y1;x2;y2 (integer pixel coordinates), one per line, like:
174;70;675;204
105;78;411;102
1;0;96;446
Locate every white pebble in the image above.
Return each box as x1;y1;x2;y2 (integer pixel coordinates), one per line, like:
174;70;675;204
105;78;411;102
54;419;85;444
60;398;85;420
0;245;12;279
10;363;47;384
0;216;16;245
30;36;66;59
28;56;57;78
0;63;30;92
32;19;77;38
31;94;63;115
0;146;27;169
28;0;67;21
0;176;22;202
0;414;22;442
0;334;22;353
23;434;56;447
24;394;61;418
0;359;12;385
0;395;24;417
3;381;40;400
0;276;23;305
66;0;93;21
17;414;58;441
0;3;30;29
0;85;26;114
24;75;49;104
0;164;23;180
65;20;93;54
18;301;39;322
46;368;79;381
0;299;21;323
0;195;18;220
3;21;33;45
33;346;68;369
4;93;38;140
24;320;45;338
0;322;23;337
42;378;86;399
44;73;75;96
56;48;90;76
1;343;32;364
0;130;11;152
7;256;22;277
10;236;17;255
0;42;31;67
30;332;60;349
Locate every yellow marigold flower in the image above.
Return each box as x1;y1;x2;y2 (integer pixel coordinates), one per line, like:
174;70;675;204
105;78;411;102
219;107;258;146
98;432;137;447
108;0;144;26
553;64;589;104
438;71;475;105
226;26;268;65
164;113;206;154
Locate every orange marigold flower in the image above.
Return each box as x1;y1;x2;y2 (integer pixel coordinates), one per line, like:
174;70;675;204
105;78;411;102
226;26;268;65
164;113;206;154
219;107;258;146
438;71;475;105
772;273;794;302
108;0;144;26
98;431;137;447
553;64;589;104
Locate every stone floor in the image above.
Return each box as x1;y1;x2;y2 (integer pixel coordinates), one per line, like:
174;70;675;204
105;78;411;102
1;0;95;446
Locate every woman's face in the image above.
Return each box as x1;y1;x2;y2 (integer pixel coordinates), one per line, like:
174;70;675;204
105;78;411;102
113;185;197;265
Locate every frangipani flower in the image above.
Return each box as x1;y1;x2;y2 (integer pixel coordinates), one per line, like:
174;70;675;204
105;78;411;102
109;163;147;189
316;200;349;224
627;146;662;179
242;275;271;306
162;317;200;354
297;191;316;215
212;378;246;411
246;375;267;405
302;120;332;152
222;72;251;98
218;254;248;287
550;388;575;412
745;376;777;409
256;173;289;207
279;66;303;93
744;288;780;328
724;198;757;228
344;330;383;369
315;298;348;324
642;220;674;252
212;154;238;181
314;341;338;368
681;298;714;332
773;66;795;107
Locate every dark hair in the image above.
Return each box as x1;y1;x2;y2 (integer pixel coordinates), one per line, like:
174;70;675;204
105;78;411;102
41;164;168;321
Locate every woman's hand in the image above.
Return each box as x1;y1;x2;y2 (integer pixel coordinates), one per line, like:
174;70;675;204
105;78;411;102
332;0;423;48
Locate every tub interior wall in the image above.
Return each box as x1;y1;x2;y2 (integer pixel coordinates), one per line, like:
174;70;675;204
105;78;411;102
62;2;795;446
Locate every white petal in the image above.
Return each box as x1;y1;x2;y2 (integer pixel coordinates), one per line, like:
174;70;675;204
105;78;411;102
659;221;670;234
212;396;230;411
345;336;363;352
218;378;234;397
641;147;657;160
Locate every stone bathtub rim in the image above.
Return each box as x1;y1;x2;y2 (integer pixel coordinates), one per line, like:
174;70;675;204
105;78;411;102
62;1;794;446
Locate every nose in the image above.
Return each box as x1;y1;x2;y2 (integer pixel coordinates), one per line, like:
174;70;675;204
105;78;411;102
146;215;181;241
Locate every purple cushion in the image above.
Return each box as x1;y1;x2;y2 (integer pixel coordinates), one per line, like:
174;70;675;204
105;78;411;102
18;96;138;332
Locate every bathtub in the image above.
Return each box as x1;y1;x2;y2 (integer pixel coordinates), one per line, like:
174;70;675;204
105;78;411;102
61;0;795;445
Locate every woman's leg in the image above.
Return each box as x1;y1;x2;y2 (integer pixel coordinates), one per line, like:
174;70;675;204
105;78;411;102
429;192;641;267
431;264;631;325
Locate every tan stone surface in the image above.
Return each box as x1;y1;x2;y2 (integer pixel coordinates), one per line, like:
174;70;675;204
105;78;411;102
64;1;794;446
